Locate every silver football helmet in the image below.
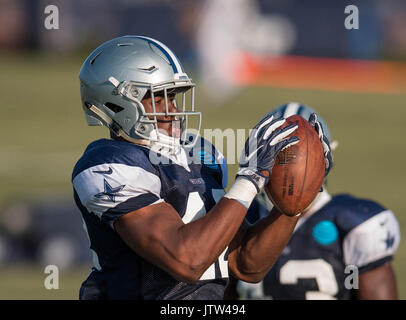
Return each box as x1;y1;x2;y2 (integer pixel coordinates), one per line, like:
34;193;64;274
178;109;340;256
79;35;201;149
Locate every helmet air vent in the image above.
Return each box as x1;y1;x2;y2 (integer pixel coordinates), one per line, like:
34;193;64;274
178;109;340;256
105;102;124;114
117;43;134;47
90;51;102;65
137;65;158;73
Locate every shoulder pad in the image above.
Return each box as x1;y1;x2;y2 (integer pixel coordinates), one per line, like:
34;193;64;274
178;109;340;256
331;194;387;234
72;139;156;180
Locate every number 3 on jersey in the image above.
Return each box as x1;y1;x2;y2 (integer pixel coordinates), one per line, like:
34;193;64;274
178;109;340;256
183;190;228;280
280;259;338;299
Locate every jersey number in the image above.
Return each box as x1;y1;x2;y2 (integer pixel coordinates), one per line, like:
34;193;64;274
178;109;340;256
183;190;228;280
280;259;338;299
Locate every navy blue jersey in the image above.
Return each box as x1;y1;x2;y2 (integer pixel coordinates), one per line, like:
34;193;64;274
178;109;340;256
72;137;229;300
238;191;400;300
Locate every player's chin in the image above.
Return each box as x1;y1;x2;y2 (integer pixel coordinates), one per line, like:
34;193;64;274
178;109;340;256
157;123;181;138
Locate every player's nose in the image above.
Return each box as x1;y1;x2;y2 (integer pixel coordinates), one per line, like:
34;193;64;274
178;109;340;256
167;98;178;114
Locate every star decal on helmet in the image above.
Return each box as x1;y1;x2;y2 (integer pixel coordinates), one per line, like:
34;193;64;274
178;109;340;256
94;179;125;202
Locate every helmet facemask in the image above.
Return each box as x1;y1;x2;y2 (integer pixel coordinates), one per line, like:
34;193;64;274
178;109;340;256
108;76;202;151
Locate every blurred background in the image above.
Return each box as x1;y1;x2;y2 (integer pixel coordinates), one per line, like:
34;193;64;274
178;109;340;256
0;0;405;299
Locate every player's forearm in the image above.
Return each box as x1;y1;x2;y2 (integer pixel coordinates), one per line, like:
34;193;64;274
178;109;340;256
175;198;248;279
228;208;299;283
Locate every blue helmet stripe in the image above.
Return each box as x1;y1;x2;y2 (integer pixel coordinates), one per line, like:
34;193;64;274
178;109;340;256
279;105;287;119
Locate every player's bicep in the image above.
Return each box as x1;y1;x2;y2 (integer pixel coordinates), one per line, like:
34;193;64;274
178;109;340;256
113;201;182;248
358;262;398;300
113;202;190;281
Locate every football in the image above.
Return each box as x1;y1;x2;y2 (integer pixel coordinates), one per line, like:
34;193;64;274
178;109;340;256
265;115;325;216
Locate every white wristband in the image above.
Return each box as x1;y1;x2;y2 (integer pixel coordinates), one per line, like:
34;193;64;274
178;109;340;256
224;177;258;209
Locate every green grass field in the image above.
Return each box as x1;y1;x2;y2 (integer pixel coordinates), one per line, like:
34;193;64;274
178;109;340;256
0;53;405;299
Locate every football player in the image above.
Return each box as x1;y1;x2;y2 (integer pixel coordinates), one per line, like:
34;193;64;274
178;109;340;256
72;37;332;300
227;103;400;300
